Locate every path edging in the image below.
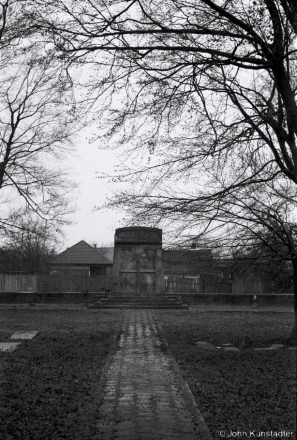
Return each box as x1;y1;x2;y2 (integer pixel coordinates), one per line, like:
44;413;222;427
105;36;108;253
154;313;214;440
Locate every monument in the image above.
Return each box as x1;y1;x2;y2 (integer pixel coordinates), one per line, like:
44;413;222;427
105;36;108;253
112;226;165;296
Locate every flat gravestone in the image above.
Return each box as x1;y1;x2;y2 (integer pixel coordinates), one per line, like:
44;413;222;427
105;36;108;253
270;344;285;349
0;342;22;352
10;331;38;340
195;341;216;350
223;347;240;352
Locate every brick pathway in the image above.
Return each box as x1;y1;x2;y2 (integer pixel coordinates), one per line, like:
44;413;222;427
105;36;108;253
96;309;212;440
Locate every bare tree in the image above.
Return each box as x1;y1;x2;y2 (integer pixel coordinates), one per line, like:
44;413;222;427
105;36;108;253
114;178;297;342
0;0;80;233
231;235;293;293
31;0;297;190
29;1;297;341
0;212;59;274
227;191;297;343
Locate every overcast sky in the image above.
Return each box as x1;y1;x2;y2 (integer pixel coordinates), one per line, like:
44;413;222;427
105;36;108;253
62;129;127;250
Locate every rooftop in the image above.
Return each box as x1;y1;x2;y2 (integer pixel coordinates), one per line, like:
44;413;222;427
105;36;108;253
51;241;112;265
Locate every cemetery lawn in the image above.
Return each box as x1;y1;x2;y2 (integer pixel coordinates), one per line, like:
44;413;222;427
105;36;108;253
0;307;122;440
157;308;296;438
0;307;295;439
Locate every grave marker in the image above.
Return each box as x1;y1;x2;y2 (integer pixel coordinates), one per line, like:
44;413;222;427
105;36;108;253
195;341;216;350
10;331;38;340
0;342;22;352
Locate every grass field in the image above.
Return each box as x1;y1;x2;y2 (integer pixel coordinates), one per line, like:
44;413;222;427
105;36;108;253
0;306;296;439
0;308;122;440
156;309;296;438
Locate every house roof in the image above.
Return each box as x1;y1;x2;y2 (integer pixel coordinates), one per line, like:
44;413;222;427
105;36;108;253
51;241;112;265
94;247;114;264
51;243;213;273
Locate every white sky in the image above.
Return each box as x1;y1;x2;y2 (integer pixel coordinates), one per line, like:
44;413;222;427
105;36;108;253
62;130;127;250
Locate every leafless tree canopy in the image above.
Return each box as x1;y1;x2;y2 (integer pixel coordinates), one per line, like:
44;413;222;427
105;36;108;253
0;1;80;234
5;0;292;342
2;0;296;337
0;213;59;274
32;0;297;250
33;0;297;187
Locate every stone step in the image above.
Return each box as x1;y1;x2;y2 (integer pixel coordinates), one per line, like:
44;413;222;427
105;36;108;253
97;294;181;300
97;298;180;304
87;293;188;309
89;303;188;309
90;298;183;303
94;303;184;308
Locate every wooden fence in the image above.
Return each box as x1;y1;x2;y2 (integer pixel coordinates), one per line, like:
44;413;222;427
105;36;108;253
166;276;232;294
166;276;294;294
0;274;38;293
0;273;293;294
232;278;294;294
0;274;112;293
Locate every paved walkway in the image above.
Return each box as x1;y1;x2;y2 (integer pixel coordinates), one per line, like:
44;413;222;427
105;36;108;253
96;309;212;440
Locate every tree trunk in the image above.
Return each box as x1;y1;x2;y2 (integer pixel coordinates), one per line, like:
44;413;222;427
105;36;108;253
287;258;297;345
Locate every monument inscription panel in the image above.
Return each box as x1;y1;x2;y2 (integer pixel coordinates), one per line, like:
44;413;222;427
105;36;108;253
112;227;164;296
116;229;161;243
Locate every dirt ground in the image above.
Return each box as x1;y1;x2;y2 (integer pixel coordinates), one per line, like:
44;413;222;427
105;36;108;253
0;306;296;439
156;308;296;438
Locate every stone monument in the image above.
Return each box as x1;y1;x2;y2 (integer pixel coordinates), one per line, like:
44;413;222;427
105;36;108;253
112;227;164;296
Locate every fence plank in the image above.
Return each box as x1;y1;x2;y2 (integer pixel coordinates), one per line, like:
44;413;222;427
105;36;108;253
166;275;293;294
0;274;112;293
0;274;37;292
0;273;292;294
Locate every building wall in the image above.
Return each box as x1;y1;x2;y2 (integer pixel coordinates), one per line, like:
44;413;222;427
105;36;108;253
50;264;112;277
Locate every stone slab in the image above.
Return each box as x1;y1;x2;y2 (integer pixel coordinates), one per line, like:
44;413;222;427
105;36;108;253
10;331;38;340
223;347;240;352
0;342;22;352
195;341;216;350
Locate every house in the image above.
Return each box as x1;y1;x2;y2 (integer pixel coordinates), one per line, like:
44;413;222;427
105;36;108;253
51;242;216;279
49;241;113;276
50;241;226;290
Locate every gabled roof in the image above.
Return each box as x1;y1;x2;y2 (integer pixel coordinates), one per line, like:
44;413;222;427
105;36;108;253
94;247;114;264
51;241;112;265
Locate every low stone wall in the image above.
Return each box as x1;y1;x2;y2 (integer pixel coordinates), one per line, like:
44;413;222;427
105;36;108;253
178;293;294;306
0;291;294;306
0;292;103;304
